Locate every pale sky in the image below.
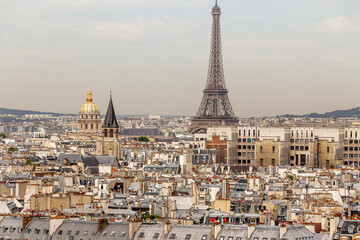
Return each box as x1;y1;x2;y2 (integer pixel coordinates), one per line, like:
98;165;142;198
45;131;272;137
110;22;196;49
1;0;360;117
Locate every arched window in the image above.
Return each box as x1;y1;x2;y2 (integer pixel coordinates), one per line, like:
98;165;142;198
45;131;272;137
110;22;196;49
85;124;88;129
104;129;108;137
110;129;114;138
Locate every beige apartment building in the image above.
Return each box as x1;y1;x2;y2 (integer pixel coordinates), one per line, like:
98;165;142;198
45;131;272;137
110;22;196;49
196;125;355;168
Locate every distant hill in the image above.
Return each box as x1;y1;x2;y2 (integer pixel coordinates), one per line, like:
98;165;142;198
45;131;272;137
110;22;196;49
281;107;360;118
0;108;75;117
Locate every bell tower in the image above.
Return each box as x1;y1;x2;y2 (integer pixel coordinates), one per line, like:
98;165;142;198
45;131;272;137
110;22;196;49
96;94;121;159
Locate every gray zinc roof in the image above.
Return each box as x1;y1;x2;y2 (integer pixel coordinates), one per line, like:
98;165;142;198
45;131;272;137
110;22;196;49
134;224;165;240
164;225;212;240
97;222;129;240
22;218;51;240
0;217;22;240
53;220;98;240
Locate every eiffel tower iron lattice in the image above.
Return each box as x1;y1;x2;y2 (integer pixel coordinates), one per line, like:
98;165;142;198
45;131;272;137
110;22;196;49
188;1;239;134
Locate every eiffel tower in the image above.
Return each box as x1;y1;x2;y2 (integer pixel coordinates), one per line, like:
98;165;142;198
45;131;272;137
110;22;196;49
188;1;239;134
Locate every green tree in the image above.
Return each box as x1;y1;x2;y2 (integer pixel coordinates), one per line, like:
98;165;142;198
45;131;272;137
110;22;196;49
26;159;32;165
0;134;7;138
138;136;150;142
8;147;18;152
199;216;204;224
142;214;161;222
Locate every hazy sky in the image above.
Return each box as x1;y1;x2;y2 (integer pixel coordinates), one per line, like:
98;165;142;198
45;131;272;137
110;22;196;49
1;0;360;117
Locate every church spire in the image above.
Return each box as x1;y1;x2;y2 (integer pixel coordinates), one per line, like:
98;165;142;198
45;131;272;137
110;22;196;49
103;94;119;128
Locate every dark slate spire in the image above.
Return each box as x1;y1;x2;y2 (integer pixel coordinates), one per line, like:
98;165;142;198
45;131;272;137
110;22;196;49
103;94;119;128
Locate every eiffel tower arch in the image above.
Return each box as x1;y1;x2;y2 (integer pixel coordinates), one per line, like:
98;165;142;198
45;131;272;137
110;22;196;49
188;1;239;134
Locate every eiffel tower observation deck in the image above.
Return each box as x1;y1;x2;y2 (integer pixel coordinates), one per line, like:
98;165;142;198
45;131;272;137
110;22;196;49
188;1;239;134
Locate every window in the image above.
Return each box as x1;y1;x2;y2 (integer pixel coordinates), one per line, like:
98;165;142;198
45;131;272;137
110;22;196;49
139;232;145;238
69;236;74;240
83;231;88;236
260;159;264;167
170;234;176;239
120;231;126;237
154;233;160;238
220;237;225;240
236;238;242;240
102;231;107;236
260;146;263;153
291;146;295;150
272;159;275;165
58;230;63;235
75;231;80;235
35;228;40;234
228;237;233;240
186;234;191;239
67;230;72;235
202;235;208;240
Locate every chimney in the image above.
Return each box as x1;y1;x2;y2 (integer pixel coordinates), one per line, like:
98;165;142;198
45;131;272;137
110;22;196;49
280;224;287;238
248;224;256;239
212;223;222;240
22;215;34;231
330;215;340;239
165;221;171;234
286;200;292;222
129;219;142;239
98;219;108;234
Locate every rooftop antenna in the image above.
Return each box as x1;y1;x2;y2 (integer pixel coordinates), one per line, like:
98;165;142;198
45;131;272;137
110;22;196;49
215;0;218;6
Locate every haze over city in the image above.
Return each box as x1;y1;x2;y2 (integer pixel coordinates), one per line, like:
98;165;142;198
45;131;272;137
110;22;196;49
1;0;360;117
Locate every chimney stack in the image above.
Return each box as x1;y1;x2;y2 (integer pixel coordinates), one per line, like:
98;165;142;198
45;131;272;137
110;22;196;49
22;215;34;232
98;219;108;234
129;219;142;239
164;221;171;234
280;223;287;238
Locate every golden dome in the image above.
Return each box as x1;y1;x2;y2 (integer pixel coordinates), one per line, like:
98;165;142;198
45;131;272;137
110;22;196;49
79;84;100;114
